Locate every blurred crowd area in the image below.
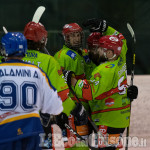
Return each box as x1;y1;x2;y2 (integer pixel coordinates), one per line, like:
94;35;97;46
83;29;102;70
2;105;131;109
0;0;150;74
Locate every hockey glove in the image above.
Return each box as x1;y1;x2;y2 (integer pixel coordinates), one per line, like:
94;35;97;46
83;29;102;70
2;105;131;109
82;18;108;33
56;113;68;129
40;112;51;127
63;70;75;88
127;85;138;101
71;103;88;126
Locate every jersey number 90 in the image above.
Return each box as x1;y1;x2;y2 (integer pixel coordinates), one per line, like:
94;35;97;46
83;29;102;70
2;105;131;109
0;81;37;111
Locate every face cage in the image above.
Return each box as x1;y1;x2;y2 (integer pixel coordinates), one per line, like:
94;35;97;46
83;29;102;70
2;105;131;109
64;31;84;51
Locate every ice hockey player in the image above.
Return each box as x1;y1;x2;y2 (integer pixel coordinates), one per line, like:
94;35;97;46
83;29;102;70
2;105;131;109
63;18;138;150
0;32;63;150
54;22;96;149
22;21;88;149
64;25;139;149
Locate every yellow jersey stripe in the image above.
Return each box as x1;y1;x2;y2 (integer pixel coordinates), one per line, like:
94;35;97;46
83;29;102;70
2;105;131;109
0;113;40;125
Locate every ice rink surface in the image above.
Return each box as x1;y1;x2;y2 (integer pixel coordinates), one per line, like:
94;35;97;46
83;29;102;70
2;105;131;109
122;75;150;150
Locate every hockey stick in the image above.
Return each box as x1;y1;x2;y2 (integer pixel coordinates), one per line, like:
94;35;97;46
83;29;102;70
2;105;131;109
69;87;106;145
32;6;50;55
125;23;136;150
64;123;98;150
3;26;8;34
32;6;45;23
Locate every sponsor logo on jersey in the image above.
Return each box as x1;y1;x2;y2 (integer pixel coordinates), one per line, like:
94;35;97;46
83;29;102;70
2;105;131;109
25;52;37;59
105;98;114;107
94;73;101;78
17;128;23;135
118;57;123;66
66;50;77;59
118;63;126;76
78;80;84;88
105;64;115;68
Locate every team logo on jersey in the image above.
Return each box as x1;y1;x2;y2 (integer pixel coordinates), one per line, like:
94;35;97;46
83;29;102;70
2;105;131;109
105;64;115;68
17;128;23;135
105;98;114;107
66;50;77;59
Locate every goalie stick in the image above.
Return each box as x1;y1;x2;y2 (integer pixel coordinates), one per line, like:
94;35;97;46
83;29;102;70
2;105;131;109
125;23;136;150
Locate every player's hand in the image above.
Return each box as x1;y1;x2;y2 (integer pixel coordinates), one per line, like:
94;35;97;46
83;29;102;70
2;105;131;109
71;103;88;126
56;113;68;129
63;70;75;88
82;18;108;33
40;112;51;127
127;85;138;101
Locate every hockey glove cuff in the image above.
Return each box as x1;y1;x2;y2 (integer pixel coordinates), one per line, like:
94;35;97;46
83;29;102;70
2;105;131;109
71;103;88;126
40;112;51;127
127;85;138;100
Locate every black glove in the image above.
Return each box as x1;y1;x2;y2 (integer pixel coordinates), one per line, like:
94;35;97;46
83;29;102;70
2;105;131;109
127;85;138;100
63;70;75;88
56;113;68;129
82;18;108;33
71;103;88;126
40;112;51;127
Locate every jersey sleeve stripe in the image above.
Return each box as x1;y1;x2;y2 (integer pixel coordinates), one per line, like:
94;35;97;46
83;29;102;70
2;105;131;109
91;104;130;115
0;113;40;125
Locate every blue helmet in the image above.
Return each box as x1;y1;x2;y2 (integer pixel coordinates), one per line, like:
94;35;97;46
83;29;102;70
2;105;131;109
1;32;27;57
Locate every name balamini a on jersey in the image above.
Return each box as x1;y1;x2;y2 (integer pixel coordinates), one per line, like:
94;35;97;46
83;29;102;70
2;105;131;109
0;68;39;78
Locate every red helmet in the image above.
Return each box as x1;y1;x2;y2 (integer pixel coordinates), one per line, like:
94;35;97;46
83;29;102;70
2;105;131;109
62;23;82;35
24;21;48;43
87;32;102;49
99;35;123;56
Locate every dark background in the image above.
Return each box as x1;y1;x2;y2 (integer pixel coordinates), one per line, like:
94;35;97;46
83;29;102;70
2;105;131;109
0;0;149;74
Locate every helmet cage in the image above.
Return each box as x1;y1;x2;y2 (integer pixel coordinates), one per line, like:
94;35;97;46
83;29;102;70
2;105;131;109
62;23;83;50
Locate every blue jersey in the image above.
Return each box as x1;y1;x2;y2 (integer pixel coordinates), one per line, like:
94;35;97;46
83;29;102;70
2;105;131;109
0;59;63;144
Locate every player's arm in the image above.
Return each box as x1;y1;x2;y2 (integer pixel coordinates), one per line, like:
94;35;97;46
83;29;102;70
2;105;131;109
46;56;76;116
40;72;63;115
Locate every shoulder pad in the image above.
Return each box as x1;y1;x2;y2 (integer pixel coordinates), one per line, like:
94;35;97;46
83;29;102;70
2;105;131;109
66;50;77;59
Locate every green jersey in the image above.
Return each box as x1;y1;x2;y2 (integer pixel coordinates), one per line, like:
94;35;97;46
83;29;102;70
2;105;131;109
22;50;75;116
74;33;130;128
54;45;96;110
54;45;96;80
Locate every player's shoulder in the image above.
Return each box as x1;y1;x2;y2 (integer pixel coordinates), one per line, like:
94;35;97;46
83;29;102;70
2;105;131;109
55;45;77;60
95;61;117;73
25;49;52;59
